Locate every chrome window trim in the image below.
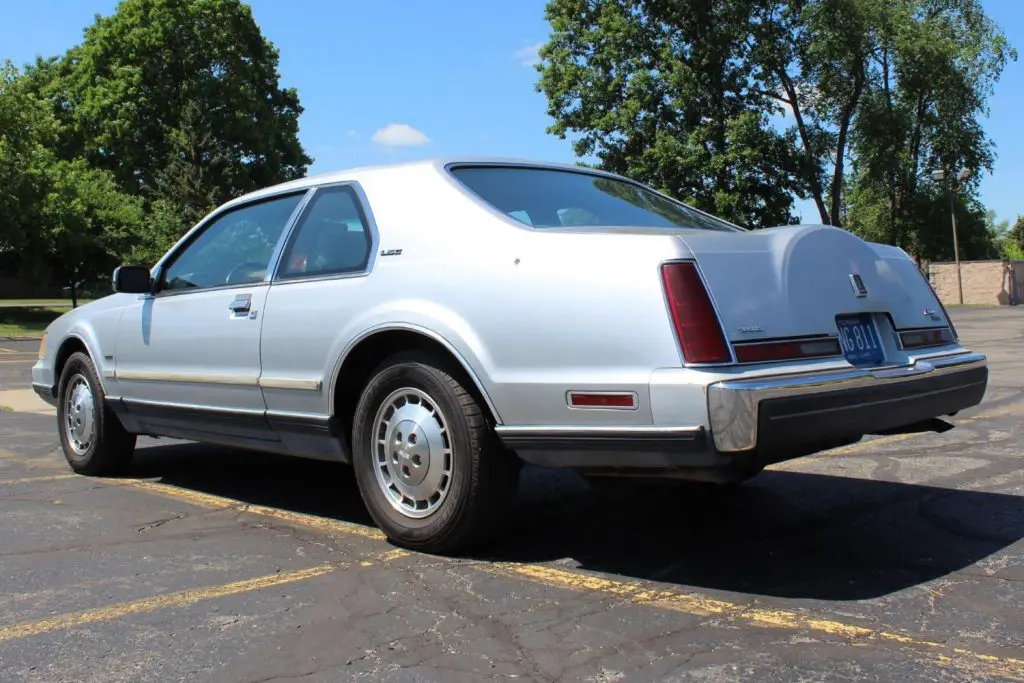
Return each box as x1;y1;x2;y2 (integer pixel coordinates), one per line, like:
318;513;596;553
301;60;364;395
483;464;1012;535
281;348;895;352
149;188;314;300
269;180;381;285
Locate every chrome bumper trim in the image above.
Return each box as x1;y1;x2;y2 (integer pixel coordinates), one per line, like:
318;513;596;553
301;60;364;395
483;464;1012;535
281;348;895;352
32;382;58;407
707;351;987;452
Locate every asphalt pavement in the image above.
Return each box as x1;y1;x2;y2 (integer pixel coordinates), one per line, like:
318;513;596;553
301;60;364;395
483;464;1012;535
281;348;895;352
0;307;1021;682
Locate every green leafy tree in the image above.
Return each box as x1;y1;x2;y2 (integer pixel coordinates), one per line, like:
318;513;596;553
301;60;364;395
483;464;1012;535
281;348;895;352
844;1;1013;256
0;61;58;260
536;0;803;229
34;0;311;215
536;0;1013;245
40;159;146;305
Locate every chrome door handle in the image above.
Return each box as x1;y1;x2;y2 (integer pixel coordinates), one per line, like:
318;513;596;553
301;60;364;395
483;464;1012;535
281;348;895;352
228;295;252;313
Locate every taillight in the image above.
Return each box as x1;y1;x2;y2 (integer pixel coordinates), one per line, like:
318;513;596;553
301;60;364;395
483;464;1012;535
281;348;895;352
733;337;841;363
661;262;732;364
899;327;955;349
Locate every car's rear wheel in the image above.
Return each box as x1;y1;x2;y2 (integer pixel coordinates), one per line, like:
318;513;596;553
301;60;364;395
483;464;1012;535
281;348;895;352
351;351;520;554
57;351;136;475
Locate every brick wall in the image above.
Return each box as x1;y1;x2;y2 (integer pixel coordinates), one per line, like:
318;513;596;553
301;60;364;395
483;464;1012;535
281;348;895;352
927;260;1021;306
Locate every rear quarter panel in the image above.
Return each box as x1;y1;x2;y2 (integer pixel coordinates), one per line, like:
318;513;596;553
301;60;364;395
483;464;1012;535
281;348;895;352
261;165;692;428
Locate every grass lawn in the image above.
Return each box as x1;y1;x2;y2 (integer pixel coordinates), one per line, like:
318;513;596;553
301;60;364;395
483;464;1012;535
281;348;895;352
0;299;91;307
0;306;69;338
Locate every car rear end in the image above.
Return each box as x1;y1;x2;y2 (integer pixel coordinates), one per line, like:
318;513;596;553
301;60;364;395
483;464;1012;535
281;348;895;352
443;161;988;479
656;226;987;469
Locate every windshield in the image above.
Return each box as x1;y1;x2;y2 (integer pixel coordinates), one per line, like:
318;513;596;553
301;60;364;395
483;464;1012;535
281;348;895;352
449;165;742;232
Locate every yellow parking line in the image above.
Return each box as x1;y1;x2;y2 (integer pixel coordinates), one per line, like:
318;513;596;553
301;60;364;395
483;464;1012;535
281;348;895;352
0;564;336;644
111;478;386;541
104;476;1023;679
483;563;1024;680
0;473;78;485
0;359;36;364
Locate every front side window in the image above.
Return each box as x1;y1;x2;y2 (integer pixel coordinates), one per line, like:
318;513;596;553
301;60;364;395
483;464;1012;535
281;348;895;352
449;166;742;232
160;193;304;292
277;185;373;279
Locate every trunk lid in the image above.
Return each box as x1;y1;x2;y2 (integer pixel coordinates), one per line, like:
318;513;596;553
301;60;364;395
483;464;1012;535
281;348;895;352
673;224;947;343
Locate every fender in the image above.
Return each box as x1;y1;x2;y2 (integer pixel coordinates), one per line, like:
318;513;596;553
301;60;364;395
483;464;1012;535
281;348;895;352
327;314;502;424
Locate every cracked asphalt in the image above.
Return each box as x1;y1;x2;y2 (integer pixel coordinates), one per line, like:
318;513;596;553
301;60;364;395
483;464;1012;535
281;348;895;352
0;306;1021;682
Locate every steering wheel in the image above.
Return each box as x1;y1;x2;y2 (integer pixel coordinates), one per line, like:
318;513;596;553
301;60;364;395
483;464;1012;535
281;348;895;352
224;261;267;285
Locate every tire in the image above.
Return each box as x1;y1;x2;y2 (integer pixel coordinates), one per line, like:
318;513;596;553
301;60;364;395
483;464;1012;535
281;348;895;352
351;351;520;554
56;351;136;475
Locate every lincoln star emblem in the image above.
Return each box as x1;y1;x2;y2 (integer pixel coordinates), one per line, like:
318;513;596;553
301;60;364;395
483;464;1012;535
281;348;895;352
849;273;868;298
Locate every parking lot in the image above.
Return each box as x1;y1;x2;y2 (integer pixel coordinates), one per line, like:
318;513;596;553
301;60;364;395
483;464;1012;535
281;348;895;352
0;306;1021;682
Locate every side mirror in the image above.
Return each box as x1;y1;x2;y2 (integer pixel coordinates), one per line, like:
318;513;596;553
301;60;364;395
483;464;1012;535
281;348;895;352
112;266;153;294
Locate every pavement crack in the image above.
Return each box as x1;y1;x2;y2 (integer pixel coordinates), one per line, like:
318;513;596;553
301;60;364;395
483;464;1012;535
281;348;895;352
136;512;189;533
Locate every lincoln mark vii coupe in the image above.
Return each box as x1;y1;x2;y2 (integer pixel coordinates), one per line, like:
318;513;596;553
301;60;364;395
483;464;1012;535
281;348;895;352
32;158;989;552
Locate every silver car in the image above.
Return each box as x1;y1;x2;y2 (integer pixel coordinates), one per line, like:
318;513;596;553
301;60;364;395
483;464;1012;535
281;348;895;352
32;158;988;552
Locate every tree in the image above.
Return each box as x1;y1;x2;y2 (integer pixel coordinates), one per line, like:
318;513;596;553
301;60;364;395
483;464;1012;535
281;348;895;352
535;0;804;229
0;61;58;259
33;0;311;216
40;159;146;305
845;0;1014;257
748;0;879;226
535;0;1014;244
996;215;1024;261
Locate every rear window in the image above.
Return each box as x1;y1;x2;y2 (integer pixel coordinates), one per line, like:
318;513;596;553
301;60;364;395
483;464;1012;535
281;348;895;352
449;166;741;232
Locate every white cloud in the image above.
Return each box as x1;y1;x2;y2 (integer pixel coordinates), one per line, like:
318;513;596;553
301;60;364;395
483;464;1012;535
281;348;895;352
513;42;544;67
371;123;431;148
346;129;358;138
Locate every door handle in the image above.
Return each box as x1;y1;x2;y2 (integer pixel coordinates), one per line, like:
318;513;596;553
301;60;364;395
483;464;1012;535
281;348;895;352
228;294;252;313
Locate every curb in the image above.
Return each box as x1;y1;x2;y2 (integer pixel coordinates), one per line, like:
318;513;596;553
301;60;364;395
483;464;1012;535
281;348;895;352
0;336;42;342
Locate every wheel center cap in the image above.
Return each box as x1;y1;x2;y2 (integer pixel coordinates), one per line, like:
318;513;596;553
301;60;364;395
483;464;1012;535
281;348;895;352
392;419;429;486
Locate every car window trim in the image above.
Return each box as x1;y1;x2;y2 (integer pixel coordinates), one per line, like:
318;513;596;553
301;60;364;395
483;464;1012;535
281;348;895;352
150;188;314;299
269;180;380;285
441;161;746;233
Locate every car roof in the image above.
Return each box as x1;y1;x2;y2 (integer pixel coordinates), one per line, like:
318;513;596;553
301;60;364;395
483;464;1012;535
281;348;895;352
223;156;630;209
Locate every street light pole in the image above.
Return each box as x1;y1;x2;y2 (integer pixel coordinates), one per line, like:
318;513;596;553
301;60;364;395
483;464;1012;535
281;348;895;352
949;182;964;305
931;167;970;305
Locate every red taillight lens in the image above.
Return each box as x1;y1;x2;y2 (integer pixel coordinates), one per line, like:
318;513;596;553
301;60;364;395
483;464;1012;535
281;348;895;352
661;262;731;364
899;327;955;349
733;338;841;363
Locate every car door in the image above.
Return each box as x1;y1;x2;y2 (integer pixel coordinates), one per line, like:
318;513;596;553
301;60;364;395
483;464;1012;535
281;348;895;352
113;190;309;443
257;182;377;457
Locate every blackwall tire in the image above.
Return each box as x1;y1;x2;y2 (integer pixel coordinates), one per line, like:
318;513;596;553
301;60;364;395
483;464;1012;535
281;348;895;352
351;352;520;554
56;351;136;475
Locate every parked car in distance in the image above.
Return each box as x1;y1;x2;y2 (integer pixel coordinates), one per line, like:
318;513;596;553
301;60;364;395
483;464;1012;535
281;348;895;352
32;158;988;553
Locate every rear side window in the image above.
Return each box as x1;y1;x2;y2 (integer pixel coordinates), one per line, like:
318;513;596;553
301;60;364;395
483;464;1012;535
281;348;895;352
277;185;373;279
450;166;741;232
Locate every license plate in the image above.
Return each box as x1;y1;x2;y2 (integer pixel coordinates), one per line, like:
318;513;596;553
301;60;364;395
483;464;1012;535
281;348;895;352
835;313;885;366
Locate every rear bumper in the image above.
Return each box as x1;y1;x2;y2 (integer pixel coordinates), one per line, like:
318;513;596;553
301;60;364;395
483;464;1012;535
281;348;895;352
707;351;988;453
498;350;988;476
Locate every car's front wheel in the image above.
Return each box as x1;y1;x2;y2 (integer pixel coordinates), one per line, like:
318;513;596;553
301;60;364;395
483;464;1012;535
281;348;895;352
351;352;520;554
57;351;136;475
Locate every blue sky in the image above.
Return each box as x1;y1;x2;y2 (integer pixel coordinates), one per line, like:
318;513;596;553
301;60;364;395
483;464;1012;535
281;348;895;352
3;0;1022;226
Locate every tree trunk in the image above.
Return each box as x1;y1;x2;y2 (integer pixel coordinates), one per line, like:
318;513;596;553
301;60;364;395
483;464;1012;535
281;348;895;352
829;65;865;228
70;267;78;308
778;70;830;225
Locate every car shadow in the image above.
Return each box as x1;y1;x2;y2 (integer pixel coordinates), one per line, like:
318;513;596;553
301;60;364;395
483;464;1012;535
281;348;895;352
124;441;1023;602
